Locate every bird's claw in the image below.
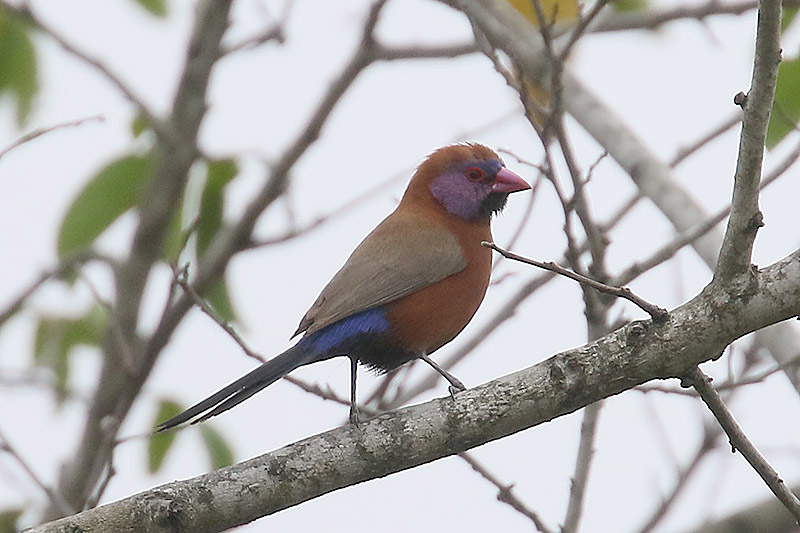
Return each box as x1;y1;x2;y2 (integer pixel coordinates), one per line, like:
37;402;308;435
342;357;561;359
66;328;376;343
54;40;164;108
448;381;467;399
349;405;361;427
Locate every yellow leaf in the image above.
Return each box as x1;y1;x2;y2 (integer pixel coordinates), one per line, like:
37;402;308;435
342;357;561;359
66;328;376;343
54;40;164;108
507;0;579;29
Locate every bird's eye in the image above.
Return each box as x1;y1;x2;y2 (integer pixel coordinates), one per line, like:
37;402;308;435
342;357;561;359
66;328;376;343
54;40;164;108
465;167;486;182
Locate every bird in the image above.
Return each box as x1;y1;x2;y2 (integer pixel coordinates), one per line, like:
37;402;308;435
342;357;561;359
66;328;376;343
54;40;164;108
157;143;530;430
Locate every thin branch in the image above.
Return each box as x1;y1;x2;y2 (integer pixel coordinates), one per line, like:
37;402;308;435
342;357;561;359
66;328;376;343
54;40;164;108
684;367;800;522
172;264;264;364
636;421;723;533
459;452;555;533
0;251;99;328
670;113;741;167
172;263;360;412
715;0;781;282
1;3;167;140
483;242;668;320
0;371;85;401
559;0;611;60
616;135;800;286
0;426;74;516
373;42;479;60
614;209;729;287
223;6;288;55
562;402;601;533
224;25;285;54
0;115;104;162
78;272;137;377
589;0;770;32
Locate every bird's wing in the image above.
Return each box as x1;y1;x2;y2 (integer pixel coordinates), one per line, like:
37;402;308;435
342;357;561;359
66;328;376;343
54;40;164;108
294;211;466;337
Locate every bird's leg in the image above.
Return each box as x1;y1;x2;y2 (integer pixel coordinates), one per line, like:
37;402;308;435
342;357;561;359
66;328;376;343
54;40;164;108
348;356;360;425
420;354;466;397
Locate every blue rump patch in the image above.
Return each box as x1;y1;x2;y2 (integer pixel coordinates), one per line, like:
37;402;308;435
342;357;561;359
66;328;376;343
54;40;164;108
302;307;389;355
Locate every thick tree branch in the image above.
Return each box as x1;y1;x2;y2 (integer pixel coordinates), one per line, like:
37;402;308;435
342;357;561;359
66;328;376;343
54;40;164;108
29;250;800;533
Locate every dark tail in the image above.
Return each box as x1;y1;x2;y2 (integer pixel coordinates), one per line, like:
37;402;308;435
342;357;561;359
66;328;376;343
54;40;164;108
156;344;316;431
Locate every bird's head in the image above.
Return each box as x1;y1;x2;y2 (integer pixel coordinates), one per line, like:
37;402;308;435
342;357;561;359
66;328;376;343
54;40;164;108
406;143;530;220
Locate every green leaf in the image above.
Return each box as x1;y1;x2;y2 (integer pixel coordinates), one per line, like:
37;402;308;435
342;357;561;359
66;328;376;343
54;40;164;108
200;424;234;469
194;159;239;322
196;159;238;256
57;154;153;258
0;508;22;533
134;0;168;17
766;57;800;149
33;306;106;403
0;12;39;125
613;0;649;13
206;277;236;323
131;113;149;138
782;6;798;33
148;400;183;473
162;205;185;264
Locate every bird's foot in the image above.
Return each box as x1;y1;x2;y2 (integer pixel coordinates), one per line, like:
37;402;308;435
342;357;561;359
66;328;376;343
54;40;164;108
349;404;361;427
420;354;467;398
447;380;467;399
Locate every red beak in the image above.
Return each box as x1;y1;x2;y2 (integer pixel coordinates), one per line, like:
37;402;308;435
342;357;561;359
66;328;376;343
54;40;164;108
491;167;531;194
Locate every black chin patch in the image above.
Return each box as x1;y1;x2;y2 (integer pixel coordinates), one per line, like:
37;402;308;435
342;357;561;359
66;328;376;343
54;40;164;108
479;192;509;218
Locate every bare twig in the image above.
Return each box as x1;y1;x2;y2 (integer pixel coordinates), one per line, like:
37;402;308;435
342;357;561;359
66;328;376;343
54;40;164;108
172;264;265;364
0;371;85;401
636;421;723;533
563;402;601;533
559;0;611;60
459;452;555;533
714;0;781;283
482;242;668;320
373;42;479;60
616;135;800;286
0;426;74;516
78;273;137;376
670;113;742;167
0;115;104;161
224;25;285;54
1;3;166;140
0;251;99;328
589;0;769;32
172;263;360;412
684;367;800;522
224;4;288;56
